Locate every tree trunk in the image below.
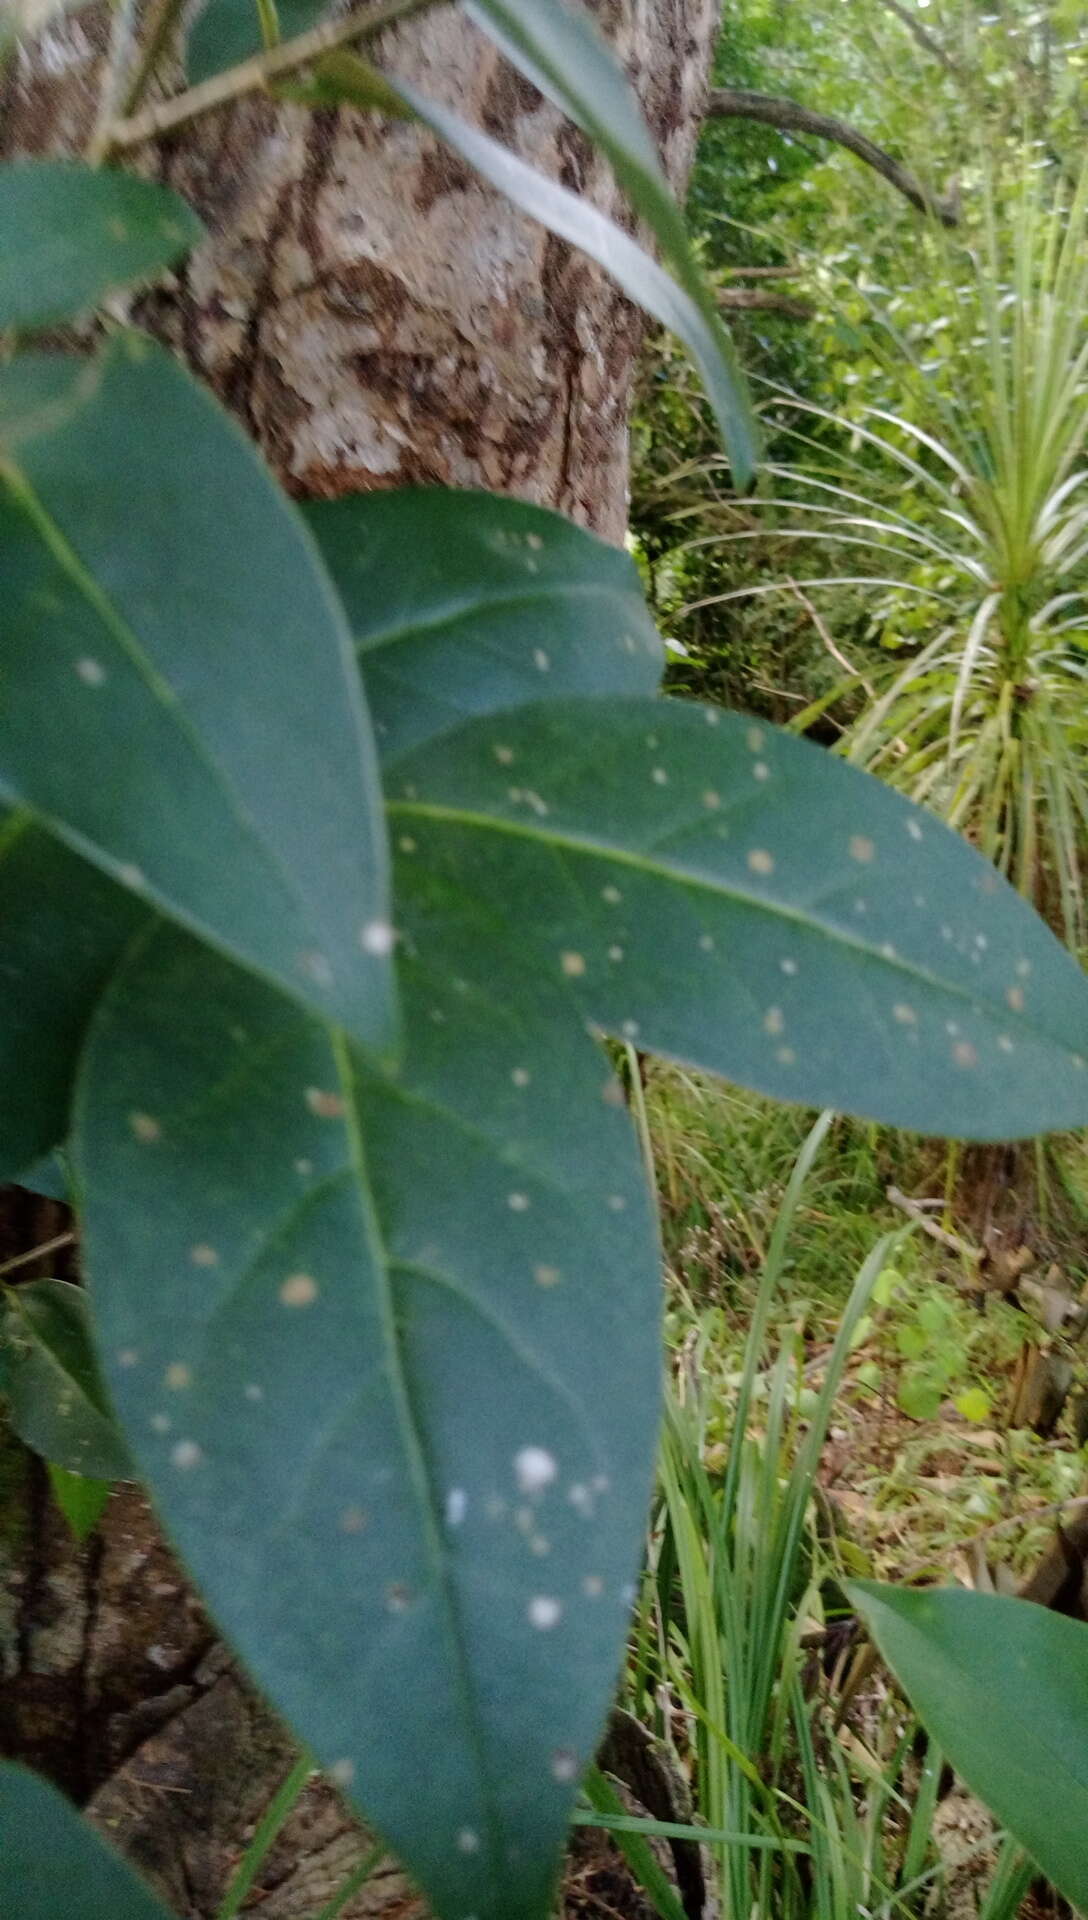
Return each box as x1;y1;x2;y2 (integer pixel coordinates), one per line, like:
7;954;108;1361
0;4;718;1910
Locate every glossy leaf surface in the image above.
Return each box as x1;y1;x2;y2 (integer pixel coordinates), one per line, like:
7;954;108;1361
387;696;1088;1138
75;887;660;1920
305;488;663;763
465;0;758;483
0;161;202;334
849;1582;1088;1909
0;334;394;1052
0;1280;132;1480
0;808;147;1181
0;1764;174;1919
381;75;758;487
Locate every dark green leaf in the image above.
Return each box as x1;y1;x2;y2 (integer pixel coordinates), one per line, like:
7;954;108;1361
0;1279;132;1479
0;807;147;1181
464;0;759;484
0;333;395;1054
48;1462;111;1541
0;1763;174;1919
187;0;328;84
304;488;664;763
387;696;1088;1138
14;1152;71;1203
369;73;758;487
848;1582;1088;1910
0;161;202;334
75;891;660;1920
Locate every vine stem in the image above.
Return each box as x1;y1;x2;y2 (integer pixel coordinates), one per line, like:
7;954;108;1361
101;0;444;155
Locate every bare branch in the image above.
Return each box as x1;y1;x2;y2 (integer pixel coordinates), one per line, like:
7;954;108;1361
705;87;959;227
716;287;813;318
881;0;961;79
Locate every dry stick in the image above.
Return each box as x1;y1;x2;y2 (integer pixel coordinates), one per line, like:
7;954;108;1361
885;1185;979;1262
705;88;959;227
0;1231;77;1280
103;0;442;153
786;575;879;703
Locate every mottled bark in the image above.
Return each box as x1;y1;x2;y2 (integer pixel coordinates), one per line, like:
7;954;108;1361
0;3;718;1910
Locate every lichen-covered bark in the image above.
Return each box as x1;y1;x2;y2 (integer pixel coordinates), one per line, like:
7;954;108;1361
0;3;718;1908
0;0;716;539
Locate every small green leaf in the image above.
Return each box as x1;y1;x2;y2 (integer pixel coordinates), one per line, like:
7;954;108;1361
75;893;660;1920
464;0;759;484
187;0;328;84
367;75;758;487
1;1280;132;1480
304;489;664;763
848;1581;1088;1910
387;697;1088;1139
896;1325;928;1359
0;807;147;1181
897;1373;943;1421
0;334;395;1054
48;1463;111;1541
0;1763;174;1918
954;1387;992;1424
0;161;203;334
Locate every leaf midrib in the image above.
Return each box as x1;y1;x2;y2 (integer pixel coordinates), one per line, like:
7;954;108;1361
330;1031;504;1868
357;577;647;658
386;797;1076;1051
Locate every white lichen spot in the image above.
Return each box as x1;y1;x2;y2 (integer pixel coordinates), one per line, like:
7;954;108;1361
581;1574;604;1598
906;818;923;842
117;1348;140;1368
849;835;876;864
608;945;624;963
747;849;775;876
493;744;515;766
705;708;721;727
607;1194;627;1212
399;836;417;854
746;726;764;752
129;1111;161;1144
515;1447;558;1495
763;1006;785;1037
699;933;715;952
360;920;396;957
997;1035;1015;1054
244;1383;264;1402
953;1040;978;1069
341;1506;367;1533
880;943;898;961
622;1019;640;1039
150;1413;170;1434
190;1243;219;1268
164;1363;192;1392
561;951;586;978
511;1067;531;1088
645;734;658;750
651;767;668;786
551;1749;578;1783
294;1158;314;1177
753;762;770;782
568;1483;593;1518
602;885;622;905
776;1046;797;1066
118;863;146;891
508;1192;531;1213
530;1535;550;1556
457;1829;481;1855
533;648;551;673
702;788;721;810
975;934;988;951
602;1079;625;1107
75;656;106;687
446;1488;467;1528
306;1087;346;1120
386;1583;412;1613
528;1596;562;1630
893;1004;917;1026
280;1272;319;1308
781;958;798;976
534;1264;562;1288
330;1759;356;1788
1007;985;1025;1013
514;1506;534;1534
300;950;333;987
170;1439;202;1471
